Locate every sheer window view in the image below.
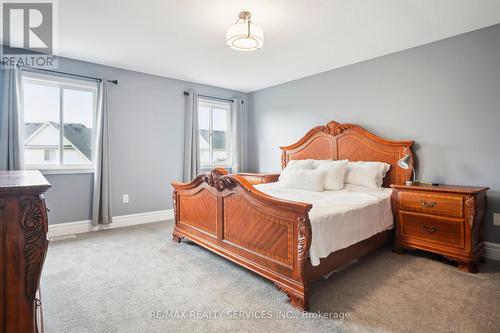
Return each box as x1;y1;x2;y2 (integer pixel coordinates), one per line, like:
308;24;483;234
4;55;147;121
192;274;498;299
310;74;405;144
198;99;231;166
22;74;98;168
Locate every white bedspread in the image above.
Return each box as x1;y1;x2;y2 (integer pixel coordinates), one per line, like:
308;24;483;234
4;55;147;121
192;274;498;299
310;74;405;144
254;183;393;266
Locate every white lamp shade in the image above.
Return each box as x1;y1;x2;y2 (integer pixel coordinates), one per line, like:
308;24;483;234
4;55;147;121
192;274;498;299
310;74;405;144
397;154;411;169
226;22;264;50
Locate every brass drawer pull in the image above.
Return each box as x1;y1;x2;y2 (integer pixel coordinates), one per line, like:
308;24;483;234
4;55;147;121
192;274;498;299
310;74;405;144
419;200;437;208
422;225;438;233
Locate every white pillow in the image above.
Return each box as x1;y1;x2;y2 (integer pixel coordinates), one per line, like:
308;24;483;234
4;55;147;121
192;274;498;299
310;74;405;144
316;160;348;190
287;159;315;169
345;161;391;189
311;159;332;168
279;168;327;192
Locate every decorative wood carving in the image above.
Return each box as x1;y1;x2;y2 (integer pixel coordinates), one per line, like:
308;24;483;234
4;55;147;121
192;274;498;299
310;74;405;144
391;189;399;212
281;151;287;169
464;196;475;227
472;193;486;246
202;169;237;191
274;283;308;311
171;189;184;243
20;197;48;299
172;189;178;224
391;189;403;253
320;121;357;136
297;217;311;275
1;170;50;333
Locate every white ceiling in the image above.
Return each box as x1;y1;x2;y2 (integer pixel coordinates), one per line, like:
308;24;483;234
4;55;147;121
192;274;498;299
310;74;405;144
53;0;500;92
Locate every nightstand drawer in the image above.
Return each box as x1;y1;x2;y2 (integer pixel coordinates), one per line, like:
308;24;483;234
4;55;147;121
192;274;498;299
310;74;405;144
399;192;463;217
400;211;464;248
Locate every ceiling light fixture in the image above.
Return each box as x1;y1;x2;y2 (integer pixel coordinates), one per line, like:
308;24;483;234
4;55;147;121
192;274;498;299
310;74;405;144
226;11;264;51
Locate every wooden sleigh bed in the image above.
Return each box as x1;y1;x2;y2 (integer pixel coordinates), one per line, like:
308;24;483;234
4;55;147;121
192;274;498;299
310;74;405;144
171;121;414;311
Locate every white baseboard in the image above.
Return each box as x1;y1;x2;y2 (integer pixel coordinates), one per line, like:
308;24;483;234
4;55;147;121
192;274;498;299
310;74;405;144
485;242;500;261
47;215;500;261
48;209;173;239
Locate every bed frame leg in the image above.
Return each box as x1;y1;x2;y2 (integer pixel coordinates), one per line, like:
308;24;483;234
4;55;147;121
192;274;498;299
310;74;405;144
393;244;406;255
274;283;309;311
172;230;184;243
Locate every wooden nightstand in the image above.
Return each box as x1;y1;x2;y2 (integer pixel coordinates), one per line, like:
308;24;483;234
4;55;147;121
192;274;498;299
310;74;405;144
237;173;280;185
391;184;489;273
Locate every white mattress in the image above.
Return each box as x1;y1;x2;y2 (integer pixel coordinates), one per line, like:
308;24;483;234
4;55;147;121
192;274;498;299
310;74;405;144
254;183;394;266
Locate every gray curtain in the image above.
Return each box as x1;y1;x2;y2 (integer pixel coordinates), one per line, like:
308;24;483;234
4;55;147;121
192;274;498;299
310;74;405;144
0;68;23;170
230;99;244;173
182;90;200;182
92;78;112;225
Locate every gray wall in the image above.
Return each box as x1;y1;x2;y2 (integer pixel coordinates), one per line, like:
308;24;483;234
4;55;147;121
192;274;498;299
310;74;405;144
248;24;500;243
2;57;247;224
0;69;3;109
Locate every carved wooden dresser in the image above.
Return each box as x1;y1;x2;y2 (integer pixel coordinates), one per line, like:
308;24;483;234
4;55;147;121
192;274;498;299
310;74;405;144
0;171;51;333
391;184;488;273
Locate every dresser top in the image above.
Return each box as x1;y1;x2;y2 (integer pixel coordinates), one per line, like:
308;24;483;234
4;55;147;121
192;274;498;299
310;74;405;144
391;183;489;194
0;170;51;193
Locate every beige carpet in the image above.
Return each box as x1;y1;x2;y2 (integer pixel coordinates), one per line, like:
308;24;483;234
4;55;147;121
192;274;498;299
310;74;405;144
41;220;500;333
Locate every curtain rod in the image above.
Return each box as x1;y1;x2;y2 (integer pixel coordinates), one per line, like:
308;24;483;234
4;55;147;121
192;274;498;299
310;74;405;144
183;91;243;104
16;65;118;85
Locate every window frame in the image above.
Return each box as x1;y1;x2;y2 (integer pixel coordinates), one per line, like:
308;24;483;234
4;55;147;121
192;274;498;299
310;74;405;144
43;149;57;162
21;72;98;174
198;98;232;169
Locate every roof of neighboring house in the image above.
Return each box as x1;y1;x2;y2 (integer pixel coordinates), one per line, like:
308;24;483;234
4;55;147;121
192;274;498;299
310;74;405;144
199;129;226;150
24;123;44;139
24;122;92;160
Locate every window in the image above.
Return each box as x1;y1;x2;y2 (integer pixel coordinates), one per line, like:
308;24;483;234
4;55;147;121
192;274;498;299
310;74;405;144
198;99;231;167
21;72;98;172
43;149;57;162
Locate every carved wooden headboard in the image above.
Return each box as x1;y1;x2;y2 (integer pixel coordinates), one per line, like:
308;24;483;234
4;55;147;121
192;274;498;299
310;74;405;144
280;121;415;186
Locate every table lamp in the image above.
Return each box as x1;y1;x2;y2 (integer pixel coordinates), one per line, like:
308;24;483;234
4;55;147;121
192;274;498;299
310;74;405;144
397;154;416;186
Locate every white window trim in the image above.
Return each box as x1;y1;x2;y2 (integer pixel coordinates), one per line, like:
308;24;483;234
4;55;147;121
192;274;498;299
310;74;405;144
199;98;232;169
26;165;95;175
201;165;233;171
21;71;98;172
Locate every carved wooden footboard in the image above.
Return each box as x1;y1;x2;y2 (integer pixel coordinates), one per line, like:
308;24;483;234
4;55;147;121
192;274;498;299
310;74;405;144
172;169;313;310
172;121;414;311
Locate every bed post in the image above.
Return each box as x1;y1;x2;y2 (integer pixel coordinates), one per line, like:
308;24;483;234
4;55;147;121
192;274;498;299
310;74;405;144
172;189;184;242
274;216;312;311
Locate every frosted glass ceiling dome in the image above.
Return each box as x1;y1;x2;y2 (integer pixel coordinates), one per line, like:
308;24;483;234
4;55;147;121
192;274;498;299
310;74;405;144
226;11;264;51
